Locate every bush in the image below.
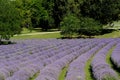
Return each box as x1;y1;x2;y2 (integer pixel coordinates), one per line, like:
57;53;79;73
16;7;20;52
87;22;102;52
79;17;102;37
60;15;102;38
0;0;22;42
60;14;80;38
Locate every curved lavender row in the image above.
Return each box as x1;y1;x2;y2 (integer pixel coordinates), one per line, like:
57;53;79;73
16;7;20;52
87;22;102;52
65;40;107;80
91;40;119;80
111;43;120;68
5;39;91;80
34;42;98;80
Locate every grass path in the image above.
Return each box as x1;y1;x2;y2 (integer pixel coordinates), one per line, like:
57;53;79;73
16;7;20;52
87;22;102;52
85;56;94;80
29;72;40;80
58;65;68;80
15;31;60;36
12;32;61;39
12;29;120;39
95;30;120;38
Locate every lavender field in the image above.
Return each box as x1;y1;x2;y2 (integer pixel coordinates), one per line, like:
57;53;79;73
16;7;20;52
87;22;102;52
0;38;120;80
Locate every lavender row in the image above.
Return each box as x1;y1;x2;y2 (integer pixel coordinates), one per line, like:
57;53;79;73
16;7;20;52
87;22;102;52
65;40;108;80
91;40;119;80
111;43;120;68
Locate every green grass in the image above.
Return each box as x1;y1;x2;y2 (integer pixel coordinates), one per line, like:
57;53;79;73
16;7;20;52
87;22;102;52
21;27;59;34
106;46;116;67
95;30;120;38
29;72;40;80
21;28;38;34
12;27;120;39
12;32;61;39
58;65;68;80
85;56;94;80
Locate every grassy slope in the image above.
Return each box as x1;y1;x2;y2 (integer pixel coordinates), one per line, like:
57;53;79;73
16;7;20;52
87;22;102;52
29;72;40;80
12;28;61;39
12;32;61;39
58;65;68;80
12;28;120;39
95;30;120;38
85;57;94;80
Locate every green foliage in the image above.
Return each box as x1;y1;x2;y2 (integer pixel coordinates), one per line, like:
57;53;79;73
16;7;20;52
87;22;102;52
60;14;102;38
80;0;120;24
0;0;119;42
12;0;120;32
53;0;68;28
42;0;55;29
67;0;82;17
0;0;21;41
14;0;32;31
79;17;102;36
15;0;54;31
31;0;50;31
60;14;80;38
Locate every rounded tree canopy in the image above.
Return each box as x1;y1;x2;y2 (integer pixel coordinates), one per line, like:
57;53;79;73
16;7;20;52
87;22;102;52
0;0;22;41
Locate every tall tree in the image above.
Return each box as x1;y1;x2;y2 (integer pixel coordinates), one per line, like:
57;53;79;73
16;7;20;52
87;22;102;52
15;0;53;31
80;0;120;24
42;0;55;29
15;0;33;30
67;0;83;17
53;0;68;28
0;0;21;42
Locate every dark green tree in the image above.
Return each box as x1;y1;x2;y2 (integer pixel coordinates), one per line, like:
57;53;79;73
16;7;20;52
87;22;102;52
15;0;33;31
60;14;80;38
30;0;50;31
80;0;120;24
0;0;21;42
53;0;68;28
60;14;102;38
79;17;102;37
42;0;55;29
67;0;83;17
15;0;53;31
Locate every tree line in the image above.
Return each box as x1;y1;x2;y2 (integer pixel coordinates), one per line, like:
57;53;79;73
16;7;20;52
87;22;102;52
0;0;120;41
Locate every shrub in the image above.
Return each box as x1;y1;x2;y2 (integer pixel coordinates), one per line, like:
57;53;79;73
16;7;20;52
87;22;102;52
60;15;102;38
79;17;102;37
0;0;22;42
60;14;80;38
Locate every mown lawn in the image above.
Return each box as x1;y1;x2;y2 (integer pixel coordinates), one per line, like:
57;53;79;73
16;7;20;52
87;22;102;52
12;32;61;39
95;30;120;38
12;30;120;39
